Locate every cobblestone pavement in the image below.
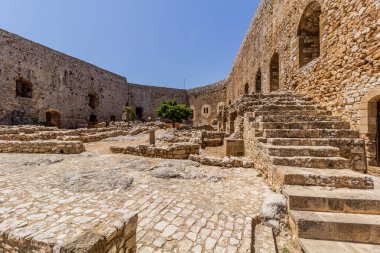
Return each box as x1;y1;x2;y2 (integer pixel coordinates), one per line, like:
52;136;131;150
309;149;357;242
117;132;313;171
0;146;273;252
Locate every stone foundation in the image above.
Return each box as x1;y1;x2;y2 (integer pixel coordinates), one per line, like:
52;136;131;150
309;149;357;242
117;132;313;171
110;143;200;159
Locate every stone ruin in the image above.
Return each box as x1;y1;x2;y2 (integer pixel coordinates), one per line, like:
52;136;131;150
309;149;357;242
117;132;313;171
1;0;380;252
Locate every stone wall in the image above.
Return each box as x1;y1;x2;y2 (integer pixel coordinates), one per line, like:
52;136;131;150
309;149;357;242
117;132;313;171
225;0;379;155
110;143;200;159
0;28;216;129
188;80;227;126
127;83;188;121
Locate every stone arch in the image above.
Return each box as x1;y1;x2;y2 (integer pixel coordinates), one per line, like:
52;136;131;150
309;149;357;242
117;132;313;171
297;1;321;68
255;69;262;93
46;109;61;128
244;83;249;95
269;53;280;92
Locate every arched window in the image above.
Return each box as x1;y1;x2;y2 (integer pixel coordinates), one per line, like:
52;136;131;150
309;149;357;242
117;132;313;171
255;70;262;93
244;83;249;95
298;1;321;68
270;53;280;92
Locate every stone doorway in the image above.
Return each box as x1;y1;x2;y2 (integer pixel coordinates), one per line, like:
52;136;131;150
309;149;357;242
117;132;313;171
46;110;61;128
255;70;262;93
270;53;280;92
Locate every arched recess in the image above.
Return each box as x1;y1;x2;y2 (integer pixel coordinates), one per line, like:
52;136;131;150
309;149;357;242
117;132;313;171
255;69;262;93
46;109;61;128
244;83;249;95
359;87;380;166
270;53;280;92
190;105;196;121
297;1;321;68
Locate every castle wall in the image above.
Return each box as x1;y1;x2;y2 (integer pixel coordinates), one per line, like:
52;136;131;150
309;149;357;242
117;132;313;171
187;80;227;126
127;83;188;121
0;29;191;128
226;0;380;129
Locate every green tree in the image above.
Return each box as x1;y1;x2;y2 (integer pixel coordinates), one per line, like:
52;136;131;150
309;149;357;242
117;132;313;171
156;99;192;128
122;106;137;126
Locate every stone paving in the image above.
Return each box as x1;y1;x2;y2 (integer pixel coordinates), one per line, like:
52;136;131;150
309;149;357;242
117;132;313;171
0;139;273;252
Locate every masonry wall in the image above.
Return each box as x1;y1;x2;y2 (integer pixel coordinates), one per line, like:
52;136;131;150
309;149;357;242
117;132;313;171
0;29;192;128
226;0;380;127
127;83;188;121
187;80;227;126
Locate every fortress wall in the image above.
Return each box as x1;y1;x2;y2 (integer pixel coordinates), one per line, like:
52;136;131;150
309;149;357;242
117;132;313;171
0;29;129;129
187;80;227;126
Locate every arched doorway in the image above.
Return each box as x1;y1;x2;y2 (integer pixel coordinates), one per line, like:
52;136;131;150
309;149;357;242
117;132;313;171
298;1;321;68
359;88;380;166
270;53;280;92
244;83;249;95
255;69;262;93
46;110;61;128
90;115;98;124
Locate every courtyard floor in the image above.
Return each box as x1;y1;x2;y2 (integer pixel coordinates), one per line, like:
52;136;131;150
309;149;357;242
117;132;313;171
0;136;273;252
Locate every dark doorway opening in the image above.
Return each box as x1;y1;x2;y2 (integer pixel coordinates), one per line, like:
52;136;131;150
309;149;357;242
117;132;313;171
90;115;98;124
244;83;249;95
255;70;262;93
136;107;143;119
377;102;380;166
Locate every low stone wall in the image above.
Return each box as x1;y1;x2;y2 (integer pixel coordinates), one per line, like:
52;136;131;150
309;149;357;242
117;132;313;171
0;140;85;154
0;128;130;142
201;131;226;148
189;154;254;168
58;130;130;143
110;143;200;159
0;125;58;134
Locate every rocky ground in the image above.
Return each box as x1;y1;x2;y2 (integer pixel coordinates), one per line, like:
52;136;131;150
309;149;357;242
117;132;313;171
0;131;275;252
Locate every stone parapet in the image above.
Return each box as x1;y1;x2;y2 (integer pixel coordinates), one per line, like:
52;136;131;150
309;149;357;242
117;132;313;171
189;154;253;168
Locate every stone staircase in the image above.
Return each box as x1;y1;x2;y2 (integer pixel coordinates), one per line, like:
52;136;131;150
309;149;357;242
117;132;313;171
231;92;380;252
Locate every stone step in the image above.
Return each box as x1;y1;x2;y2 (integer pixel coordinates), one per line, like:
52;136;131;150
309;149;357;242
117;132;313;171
254;110;333;117
270;156;349;169
262;144;341;157
263;129;360;139
298;238;380;253
272;166;374;189
254;115;342;122
255;121;351;130
251;104;326;112
266;138;364;147
284;185;380;214
290;210;380;244
241;92;312;100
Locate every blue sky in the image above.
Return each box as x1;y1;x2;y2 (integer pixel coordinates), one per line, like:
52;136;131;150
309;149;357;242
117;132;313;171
0;0;259;89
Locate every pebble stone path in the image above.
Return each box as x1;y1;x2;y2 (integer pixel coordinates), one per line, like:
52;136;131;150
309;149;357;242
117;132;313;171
0;141;273;252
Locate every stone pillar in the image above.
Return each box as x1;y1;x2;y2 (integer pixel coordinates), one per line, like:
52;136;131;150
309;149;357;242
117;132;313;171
149;130;156;145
